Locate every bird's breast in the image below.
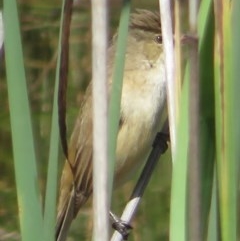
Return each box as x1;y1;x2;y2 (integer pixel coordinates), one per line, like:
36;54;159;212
114;65;166;185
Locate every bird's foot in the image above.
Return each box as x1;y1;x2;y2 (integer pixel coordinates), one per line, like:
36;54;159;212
153;132;169;152
110;211;132;240
112;219;132;240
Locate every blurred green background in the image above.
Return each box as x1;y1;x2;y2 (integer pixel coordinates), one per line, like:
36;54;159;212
0;1;172;240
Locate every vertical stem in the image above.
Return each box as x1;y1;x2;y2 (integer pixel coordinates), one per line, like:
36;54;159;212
174;0;182;113
0;11;3;54
188;0;202;240
159;0;177;159
91;1;109;241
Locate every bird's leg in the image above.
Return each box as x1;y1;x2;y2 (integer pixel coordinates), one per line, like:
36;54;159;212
109;211;132;240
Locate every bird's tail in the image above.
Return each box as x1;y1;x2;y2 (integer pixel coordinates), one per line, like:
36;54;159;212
55;189;76;241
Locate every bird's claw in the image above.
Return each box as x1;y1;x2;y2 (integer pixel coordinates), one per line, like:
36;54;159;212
112;220;132;240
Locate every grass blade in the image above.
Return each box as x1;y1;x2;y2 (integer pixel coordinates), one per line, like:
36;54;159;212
3;1;43;240
198;0;215;237
214;1;238;240
170;70;189;241
108;0;131;193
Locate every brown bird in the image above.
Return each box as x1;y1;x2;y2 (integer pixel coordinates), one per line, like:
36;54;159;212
56;9;166;241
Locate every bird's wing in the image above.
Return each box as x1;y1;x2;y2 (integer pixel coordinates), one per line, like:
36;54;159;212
56;86;94;241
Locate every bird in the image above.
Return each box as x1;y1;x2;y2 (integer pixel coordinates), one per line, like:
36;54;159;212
56;9;167;241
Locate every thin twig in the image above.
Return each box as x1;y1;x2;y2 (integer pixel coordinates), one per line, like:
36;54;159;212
110;124;169;241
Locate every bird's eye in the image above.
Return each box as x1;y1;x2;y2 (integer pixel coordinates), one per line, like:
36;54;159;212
154;35;162;44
